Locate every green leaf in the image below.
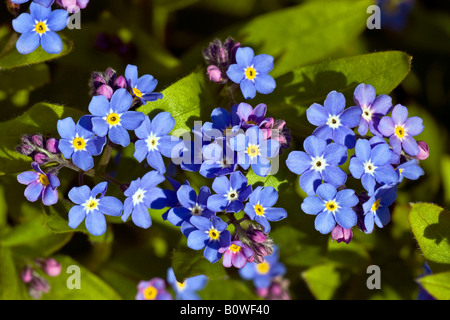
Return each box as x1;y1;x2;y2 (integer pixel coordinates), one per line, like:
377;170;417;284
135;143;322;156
171;245;227;282
0;246;26;299
302;262;349;300
42;254;122;300
409;203;450;273
418;271;450;300
200;279;260;300
0;63;50;93
0;34;73;71
137;69;219;132
0;102;84;175
257;51;411;136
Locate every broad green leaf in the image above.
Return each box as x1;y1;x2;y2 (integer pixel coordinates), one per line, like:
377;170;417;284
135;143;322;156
409;203;450;273
171;245;227;282
418;271;450;300
42;254;122;300
137;69;219;132
441;155;450;206
200;279;260;300
302;262;349;300
0;63;50;93
0;102;84;175
183;0;374;76
0;246;26;299
0;34;73;71
327;237;370;272
257;51;411;135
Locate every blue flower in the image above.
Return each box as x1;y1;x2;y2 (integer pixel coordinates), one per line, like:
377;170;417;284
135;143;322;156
68;182;123;236
396;159;424;183
167;268;208;300
226;47;276;99
12;2;68;54
286;135;348;196
166;184;215;227
11;0;54;8
230;126;280;177
244;186;287;233
122;171;167;229
238;246;286;289
306;91;362;149
352;83;392;137
186;216;231;263
301;183;359;234
17;162;59;206
235;102;271;130
134;112;183;174
349;138;398;194
378;104;424;156
125;64;163;104
362;186;397;234
369;136;400;165
202;106;241;140
200;140;238;178
88;88;145;147
57;117;107;171
206;171;252;213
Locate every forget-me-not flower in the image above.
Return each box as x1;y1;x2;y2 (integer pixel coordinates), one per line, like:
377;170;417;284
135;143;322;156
17;162;59;206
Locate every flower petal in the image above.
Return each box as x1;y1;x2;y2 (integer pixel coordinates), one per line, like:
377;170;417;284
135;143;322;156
16;32;40;55
253;54;274;73
85;211;107;236
324;91;345;115
254;74;276;95
41;31;63;54
240;79;257;100
47;9;69;32
68;205;86;229
306;103;328;126
235;47;254;67
314;210;336;234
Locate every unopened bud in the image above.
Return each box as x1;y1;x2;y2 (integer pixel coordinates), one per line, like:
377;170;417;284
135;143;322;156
42;258;62;277
45;138;60;154
114;75;127;89
33;153;48;165
31;135;44;148
207;65;223;83
331;225;353;244
415;141;429;161
16;144;34;156
96;84;114;100
21;265;34;283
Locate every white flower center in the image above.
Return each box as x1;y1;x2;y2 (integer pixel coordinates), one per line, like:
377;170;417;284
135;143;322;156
361;107;373;121
82;197;100;214
311;156;327;173
132;188;146;206
364;161;377;175
226;189;239;201
145;133;160;152
326;115;341;129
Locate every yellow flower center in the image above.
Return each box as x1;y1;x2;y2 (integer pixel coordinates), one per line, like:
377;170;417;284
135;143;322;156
35;22;47;34
143;286;158;300
230;244;241;253
245;67;257;80
256;261;270;275
72;137;86;151
38;174;49;187
325;200;339;212
371;199;380;212
395;126;406;139
106;113;120;126
247;145;259;158
208;228;220;240
176;281;186;291
254;204;265;216
132;87;143;98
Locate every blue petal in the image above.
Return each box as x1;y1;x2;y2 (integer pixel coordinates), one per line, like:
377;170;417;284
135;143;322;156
259;139;280;158
303;135;327;157
41;31;63;54
306;103;328;126
258;186;278;208
85;211;107;236
72;150;94;171
349;157;364;179
85;135;106;156
240;79;257;100
235;47;254;67
167;207;191;226
110;88;133;113
24;181;43;202
226;199;244;213
264;207;287;222
68;185;90;204
229;171;248;191
374;165;398;185
146;150;166;174
286;151;311;175
226;64;245;84
158;135;183;158
314;210;336;234
140;170;165;190
322;166;347;188
91;117;109;137
151;112;175;136
312;125;333;142
132;203;152;229
206;194;228;213
177;185;197;209
340;106;362;128
122;197;133;222
229;133;247;152
47;9;69;32
17;171;38;185
254;74;276;95
336;189;359;208
109;125;130;147
187;230;209;250
253;54;274;73
251;157;272;177
364;212;375;234
333;126;356;149
91;181;108;198
316;183;337;201
42;186;58;206
99;196;123;217
134;139;148;162
299;169;322;196
16;32;40;55
211;175;231;195
335;208;357;229
374;206;390;228
134;116;151;139
301;196;324;215
137;75;157;93
355;139;371;162
371;143;391;166
12;13;34;34
323;143;348;166
57;117;76;139
88;95;110;117
120;111;145;130
204;241;222;263
125;64;138;86
30;1;51;21
68;205;86;229
324;91;345;115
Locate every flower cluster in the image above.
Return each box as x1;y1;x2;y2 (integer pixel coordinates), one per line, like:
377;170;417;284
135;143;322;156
136;268;208;300
10;0;89;54
286;83;427;241
20;257;62;299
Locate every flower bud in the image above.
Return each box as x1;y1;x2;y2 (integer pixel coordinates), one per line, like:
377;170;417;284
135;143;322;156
33;152;48;165
415;141;429;161
246;226;268;244
29;276;50;294
207;65;223;83
41;258;62;277
45;138;60;154
114;75;128;90
331;225;353;244
31;135;44;148
16;144;34;156
21;265;34;283
96;84;114;100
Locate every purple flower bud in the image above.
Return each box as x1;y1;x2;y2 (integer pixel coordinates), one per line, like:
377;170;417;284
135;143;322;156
21;134;33;145
77;0;90;9
96;84;114;100
207;65;223;83
21;265;34;283
415;141;429;161
41;258;62;277
246;226;268;244
30;276;50;293
33;153;48;165
31;135;44;148
45;138;60;154
114;75;127;90
16;144;34;156
331;225;353;244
